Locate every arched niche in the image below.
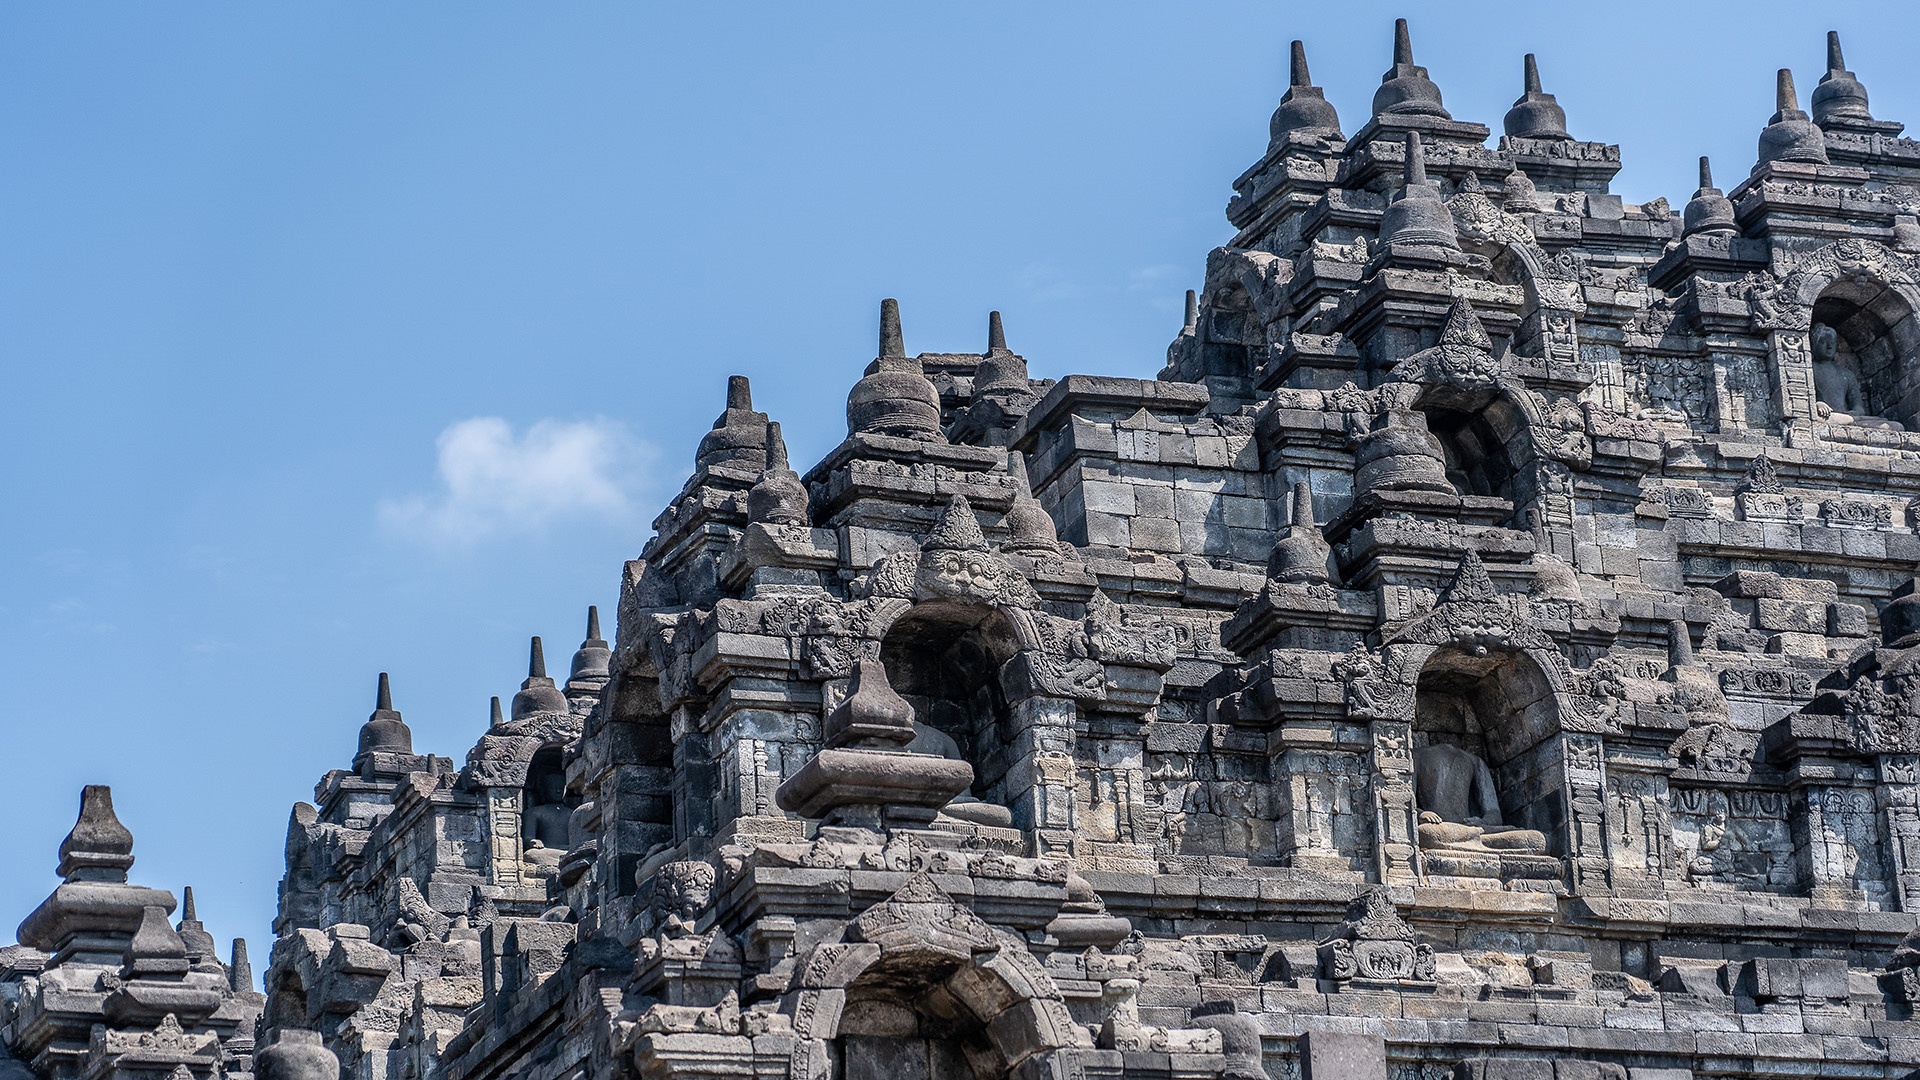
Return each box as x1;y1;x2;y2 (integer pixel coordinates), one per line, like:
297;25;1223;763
522;745;576;857
1406;380;1547;519
1413;644;1563;850
1810;277;1920;425
878;599;1022;813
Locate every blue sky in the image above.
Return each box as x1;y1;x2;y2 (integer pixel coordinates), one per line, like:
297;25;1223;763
2;2;1911;974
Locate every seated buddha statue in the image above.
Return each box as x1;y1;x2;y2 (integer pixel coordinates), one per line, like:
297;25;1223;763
1811;322;1903;430
1412;742;1548;855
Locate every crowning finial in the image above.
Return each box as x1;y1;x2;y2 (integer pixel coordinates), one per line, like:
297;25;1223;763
230;939;253;993
879;298;905;359
1003;451;1061;558
490;696;504;727
57;787;134;883
512;636;570;720
1405;130;1428;187
182;885;198;923
1184;289;1199;331
1668;619;1696;669
1372;18;1449;119
586;605;601;642
1684;155;1736;236
1504;52;1569;140
1813;30;1873;126
747;419;811;526
1375;132;1460;250
358;672;412;758
695;373;768;469
1269;39;1342;142
1757;68;1829;166
1268;481;1333;585
569;603;612;684
987;310;1007;353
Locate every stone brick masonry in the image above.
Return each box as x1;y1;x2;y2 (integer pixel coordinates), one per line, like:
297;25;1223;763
15;18;1920;1080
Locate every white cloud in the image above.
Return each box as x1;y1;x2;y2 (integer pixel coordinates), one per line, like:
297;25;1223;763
379;417;653;544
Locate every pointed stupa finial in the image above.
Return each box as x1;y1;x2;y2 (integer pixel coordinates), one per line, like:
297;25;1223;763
358;672;412;758
849;298;944;439
490;696;504;727
765;420;791;473
822;657;917;749
987;310;1007;354
1405;130;1428;186
1270;38;1343;142
230;938;253;993
1684;155;1737;236
879;297;905;359
695;373;769;469
182;885;198;924
1668;619;1695;669
1373;18;1450;119
747;419;810;526
924;494;990;553
57;785;135;883
1184;289;1199;331
1376;132;1460;250
1269;481;1333;585
1813;30;1874;126
973;313;1030;398
512;636;569;720
569;603;612;684
1504;52;1569;139
1758;69;1829;166
1003;451;1061;558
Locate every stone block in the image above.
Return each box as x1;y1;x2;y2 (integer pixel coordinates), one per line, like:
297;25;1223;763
1298;1030;1384;1079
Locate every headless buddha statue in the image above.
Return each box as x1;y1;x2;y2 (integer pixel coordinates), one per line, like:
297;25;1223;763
1811;322;1902;429
905;720;1015;828
1412;742;1548;855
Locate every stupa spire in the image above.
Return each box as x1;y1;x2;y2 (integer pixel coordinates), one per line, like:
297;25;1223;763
1269;38;1342;142
1504;52;1569;139
1812;30;1873;126
1372;18;1450;119
1758;67;1829;166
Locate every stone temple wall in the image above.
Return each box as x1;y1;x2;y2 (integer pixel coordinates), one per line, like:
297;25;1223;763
19;17;1920;1080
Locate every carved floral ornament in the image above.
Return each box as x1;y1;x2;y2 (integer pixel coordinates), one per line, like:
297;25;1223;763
1749;238;1920;332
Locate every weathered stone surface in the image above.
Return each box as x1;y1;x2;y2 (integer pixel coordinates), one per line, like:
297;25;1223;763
20;20;1920;1080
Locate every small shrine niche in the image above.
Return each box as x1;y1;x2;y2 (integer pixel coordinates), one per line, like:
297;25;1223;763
836;998;982;1080
1424;404;1520;501
1410;646;1563;879
879;601;1020;816
522;746;576;857
1811;278;1920;427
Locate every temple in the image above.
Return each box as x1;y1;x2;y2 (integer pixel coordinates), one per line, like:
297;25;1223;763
17;18;1920;1080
